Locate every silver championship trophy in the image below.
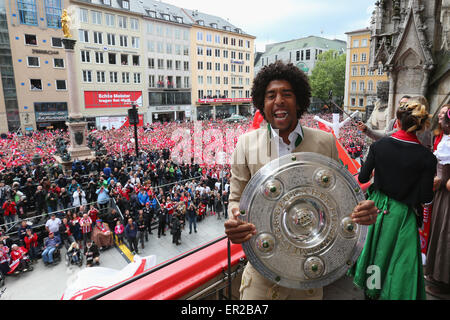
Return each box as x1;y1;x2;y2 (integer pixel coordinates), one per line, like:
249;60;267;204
239;152;367;289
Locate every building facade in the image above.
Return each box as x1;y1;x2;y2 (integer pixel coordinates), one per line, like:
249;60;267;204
186;9;255;121
254;36;346;76
344;28;388;112
3;0;69;132
1;0;255;132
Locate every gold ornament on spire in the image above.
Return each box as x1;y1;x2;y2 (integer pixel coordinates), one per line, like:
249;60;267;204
61;9;72;38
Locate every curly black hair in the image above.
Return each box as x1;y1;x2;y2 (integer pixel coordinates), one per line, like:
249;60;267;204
251;61;311;119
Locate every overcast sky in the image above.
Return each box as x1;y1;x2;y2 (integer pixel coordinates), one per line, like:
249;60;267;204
167;0;376;51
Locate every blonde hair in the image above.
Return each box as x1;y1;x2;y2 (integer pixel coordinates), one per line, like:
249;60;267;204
396;100;430;133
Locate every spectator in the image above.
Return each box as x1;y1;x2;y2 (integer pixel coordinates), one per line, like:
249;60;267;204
115;221;124;245
186;202;197;234
79;213;92;248
45;213;62;238
84;239;100;267
23;228;39;262
96;186;110;215
59;217;74;249
124;218;138;254
42;232;61;266
91;219;113;250
72;186;87;208
136;212;148;249
2;198;17;228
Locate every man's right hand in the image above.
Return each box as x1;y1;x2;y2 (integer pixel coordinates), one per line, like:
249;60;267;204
357;121;367;132
224;208;256;244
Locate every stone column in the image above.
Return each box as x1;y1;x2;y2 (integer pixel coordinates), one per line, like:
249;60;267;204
387;70;397;122
56;39;94;163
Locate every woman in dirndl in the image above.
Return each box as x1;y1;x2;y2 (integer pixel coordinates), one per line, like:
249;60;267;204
348;100;437;300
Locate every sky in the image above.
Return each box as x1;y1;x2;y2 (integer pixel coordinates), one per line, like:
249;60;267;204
166;0;376;52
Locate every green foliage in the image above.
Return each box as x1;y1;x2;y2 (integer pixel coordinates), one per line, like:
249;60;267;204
309;50;346;105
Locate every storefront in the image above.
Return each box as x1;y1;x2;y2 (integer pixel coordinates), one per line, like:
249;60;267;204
34;102;68;130
196;98;253;120
148;105;191;123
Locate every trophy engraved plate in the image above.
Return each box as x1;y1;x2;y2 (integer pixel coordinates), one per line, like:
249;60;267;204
240;152;367;289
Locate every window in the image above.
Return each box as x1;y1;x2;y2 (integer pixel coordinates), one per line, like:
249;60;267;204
166;27;172;38
149;75;155;88
81;50;90;63
91;11;102;25
352;67;358;76
183;30;189;41
359;81;365;91
147;40;155;52
103;0;111;5
121;0;130;10
79;30;89;43
183;61;189;71
166;43;172;54
351;81;356;91
231;38;236;46
157;59;164;69
156;26;164;36
223;64;228;72
51;37;62;47
93;31;103;44
18;0;38;25
105;13;115;27
305;50;310;60
108;53;116;64
353;40;359;48
131;37;140;49
360;67;366;76
157;42;164;53
206;33;212;42
206;62;212;70
361;53;367;62
198;76;204;85
122;72;130;83
351;98;356;106
82;70;92;83
134;73;141;84
96;71;106;83
166;60;173;70
215;63;220;71
361;39;368;47
95;52;104;64
197;46;203;55
184;46;189;56
53;58;64;68
184;77;189;88
107;33;115;46
110;72;118;83
215;49;220;57
24;34;37;45
175;60;181;70
238;39;243;47
215;76;220;85
27;56;39;67
175;44;181;55
132;55;139;66
223;37;228;45
120;54;128;65
231;51;236;59
352;54;358;62
223;77;228;85
377;66;384;75
198;61;203;70
118;16;127;29
368;81;374;92
55;80;66;90
79;8;88;23
223;50;228;58
45;0;62;28
215;35;220;44
130;18;139;30
148;58;155;69
359;98;364;107
30;79;42;90
198;90;204;99
206;48;212;56
197;32;203;41
119;35;128;47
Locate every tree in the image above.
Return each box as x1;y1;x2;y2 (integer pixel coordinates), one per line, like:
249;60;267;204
309;50;346;109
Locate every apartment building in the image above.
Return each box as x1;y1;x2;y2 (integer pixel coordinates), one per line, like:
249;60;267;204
344;28;388;112
187;10;255;120
70;0;146;129
142;1;191;123
255;36;346;76
3;0;69;132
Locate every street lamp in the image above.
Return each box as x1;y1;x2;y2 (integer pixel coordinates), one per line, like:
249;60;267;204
128;103;139;159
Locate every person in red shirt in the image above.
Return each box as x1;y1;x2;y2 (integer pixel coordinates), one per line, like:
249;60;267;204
23;228;39;262
2;199;17;228
9;244;29;274
88;206;99;227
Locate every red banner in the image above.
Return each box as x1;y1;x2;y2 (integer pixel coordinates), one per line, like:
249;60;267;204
197;98;252;104
120;114;144;129
84;91;142;109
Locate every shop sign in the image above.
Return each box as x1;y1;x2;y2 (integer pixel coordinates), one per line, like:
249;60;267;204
84;91;142;109
35;111;68;122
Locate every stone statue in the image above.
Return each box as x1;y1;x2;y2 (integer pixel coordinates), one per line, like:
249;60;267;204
369;81;389;130
61;9;72;38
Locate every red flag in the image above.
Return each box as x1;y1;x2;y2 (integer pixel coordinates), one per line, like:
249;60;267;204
317;122;332;133
248;110;264;131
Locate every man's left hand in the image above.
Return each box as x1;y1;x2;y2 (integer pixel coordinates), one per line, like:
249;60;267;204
351;200;378;225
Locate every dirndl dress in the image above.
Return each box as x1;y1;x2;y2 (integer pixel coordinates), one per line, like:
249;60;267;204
347;187;426;300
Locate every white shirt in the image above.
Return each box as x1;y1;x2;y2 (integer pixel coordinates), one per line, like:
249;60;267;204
45;218;61;233
434;134;450;165
270;122;304;157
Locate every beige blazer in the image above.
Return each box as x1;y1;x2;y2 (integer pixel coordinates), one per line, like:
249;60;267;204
228;124;339;216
